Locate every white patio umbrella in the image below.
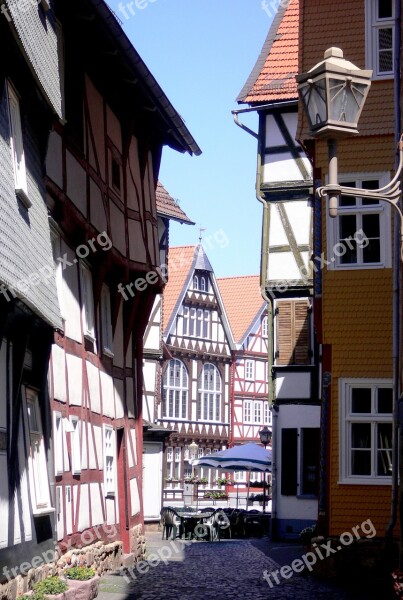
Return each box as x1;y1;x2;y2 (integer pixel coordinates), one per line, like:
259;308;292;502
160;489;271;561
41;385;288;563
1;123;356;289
193;443;272;508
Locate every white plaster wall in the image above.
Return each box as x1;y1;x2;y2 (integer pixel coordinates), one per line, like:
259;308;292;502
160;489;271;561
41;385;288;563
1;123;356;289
126;377;135;418
286;201;311;245
106;104;122;152
276;372;311;399
269;204;288;245
90;180;107;235
101;371;115;418
61;241;82;343
88;423;97;469
66;151;87;216
130;477;140;516
52;344;66;403
87;360;101;413
78;484;90;531
114;378;125;420
126;334;132;369
94;425;103;469
81;420;88;470
67;354;83;406
46;131;63;189
85;76;106;179
90;483;104;527
128;219;147;263
110;203;126;256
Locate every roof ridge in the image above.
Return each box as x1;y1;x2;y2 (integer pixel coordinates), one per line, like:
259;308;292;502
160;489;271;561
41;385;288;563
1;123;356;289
217;274;260;281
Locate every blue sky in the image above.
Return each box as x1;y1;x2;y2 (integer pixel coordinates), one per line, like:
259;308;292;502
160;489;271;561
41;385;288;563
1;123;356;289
107;0;273;277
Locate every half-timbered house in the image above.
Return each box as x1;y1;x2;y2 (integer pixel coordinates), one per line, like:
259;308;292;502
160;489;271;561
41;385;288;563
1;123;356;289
236;0;320;539
158;245;234;506
217;276;271;502
46;0;200;569
142;184;194;521
0;1;200;596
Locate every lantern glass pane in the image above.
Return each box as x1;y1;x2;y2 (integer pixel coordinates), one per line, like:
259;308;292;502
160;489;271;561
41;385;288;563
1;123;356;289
301;79;327;127
329;79;368;125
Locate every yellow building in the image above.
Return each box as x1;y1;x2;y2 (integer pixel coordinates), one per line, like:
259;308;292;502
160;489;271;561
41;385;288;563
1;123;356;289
298;0;396;539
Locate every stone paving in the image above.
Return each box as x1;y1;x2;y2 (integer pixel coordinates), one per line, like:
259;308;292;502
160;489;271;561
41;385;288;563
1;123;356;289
97;531;394;600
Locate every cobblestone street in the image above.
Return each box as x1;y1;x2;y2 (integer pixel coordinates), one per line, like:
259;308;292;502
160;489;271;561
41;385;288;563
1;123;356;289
97;532;394;600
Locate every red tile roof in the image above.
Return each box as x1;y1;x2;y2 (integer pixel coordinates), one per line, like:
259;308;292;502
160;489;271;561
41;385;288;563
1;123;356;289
237;0;299;104
156;182;194;224
162;245;196;333
217;275;266;343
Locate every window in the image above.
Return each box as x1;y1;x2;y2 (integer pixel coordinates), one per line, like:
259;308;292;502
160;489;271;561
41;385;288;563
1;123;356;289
254;402;262;424
263;402;272;427
104;425;116;496
327;176;391;269
70;416;81;475
366;0;395;78
182;305;210;339
197;363;222;422
193;275;199;290
53;412;64;476
101;285;113;355
50;230;65;320
182;306;189;335
200;276;207;292
7;81;30;208
203;310;210;338
24;388;53;514
262;316;268;338
244;400;252;423
174;447;181;482
80;262;96;341
301;429;320;495
196;309;203;337
162;359;188;419
192;273;209;291
245;360;254;380
275;299;311;365
340;379;392;484
189;308;196;336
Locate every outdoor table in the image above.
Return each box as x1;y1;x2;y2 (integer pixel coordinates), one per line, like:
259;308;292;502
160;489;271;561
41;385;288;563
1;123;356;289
179;512;213;539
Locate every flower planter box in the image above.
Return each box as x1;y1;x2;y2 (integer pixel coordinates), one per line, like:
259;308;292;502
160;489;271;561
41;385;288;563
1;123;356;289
23;589;76;600
65;575;100;600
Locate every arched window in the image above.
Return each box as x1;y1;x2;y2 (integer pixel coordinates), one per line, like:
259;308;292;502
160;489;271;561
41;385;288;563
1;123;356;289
163;359;188;419
193;275;199;289
197;363;221;422
200;276;206;291
262;316;268;338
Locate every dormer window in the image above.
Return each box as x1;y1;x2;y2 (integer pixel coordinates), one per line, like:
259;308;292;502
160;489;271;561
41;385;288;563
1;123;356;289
192;273;209;292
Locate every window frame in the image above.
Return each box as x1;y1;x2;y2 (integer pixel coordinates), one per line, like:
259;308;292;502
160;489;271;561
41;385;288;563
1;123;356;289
23;387;54;515
197;363;222;423
162;359;188;420
339;378;393;485
244;400;252;423
103;424;116;497
365;0;395;79
326;173;391;270
6;81;30;208
245;359;254;381
70;416;81;475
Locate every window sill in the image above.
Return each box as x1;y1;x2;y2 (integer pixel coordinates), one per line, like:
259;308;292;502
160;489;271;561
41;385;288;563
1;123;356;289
338;477;392;486
16;188;32;209
33;506;55;517
103;348;114;358
330;263;387;271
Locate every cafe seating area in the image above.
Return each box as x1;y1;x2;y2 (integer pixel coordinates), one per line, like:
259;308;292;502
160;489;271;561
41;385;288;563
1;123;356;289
160;506;271;541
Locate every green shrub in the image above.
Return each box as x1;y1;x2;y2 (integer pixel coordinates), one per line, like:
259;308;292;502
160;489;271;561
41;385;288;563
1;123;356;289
31;576;68;597
299;524;317;545
64;566;96;581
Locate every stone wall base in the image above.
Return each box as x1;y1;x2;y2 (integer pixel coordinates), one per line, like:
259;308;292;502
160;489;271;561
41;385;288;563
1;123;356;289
0;538;125;599
130;524;146;562
309;536;398;591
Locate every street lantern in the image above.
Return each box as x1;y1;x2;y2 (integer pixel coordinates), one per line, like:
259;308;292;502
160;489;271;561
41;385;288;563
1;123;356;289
189;440;199;462
258;425;272;448
296;47;372;138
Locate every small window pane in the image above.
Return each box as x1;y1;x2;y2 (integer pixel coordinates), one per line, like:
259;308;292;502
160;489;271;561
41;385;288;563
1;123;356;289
361;180;380;205
351;388;371;413
377;423;392;476
378;28;393;72
339;182;356;207
351;423;371;475
378;0;392;18
378;388;393;413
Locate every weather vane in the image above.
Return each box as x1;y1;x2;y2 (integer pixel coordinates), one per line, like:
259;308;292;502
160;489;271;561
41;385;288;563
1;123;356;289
198;227;206;243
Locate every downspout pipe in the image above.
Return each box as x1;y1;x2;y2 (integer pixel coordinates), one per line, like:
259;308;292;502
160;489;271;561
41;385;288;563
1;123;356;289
233;108;277;535
386;0;401;545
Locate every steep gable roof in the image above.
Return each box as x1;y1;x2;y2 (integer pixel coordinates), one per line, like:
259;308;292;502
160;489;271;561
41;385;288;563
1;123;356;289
162;245;233;348
217;275;266;344
237;0;299;104
156;182;194;225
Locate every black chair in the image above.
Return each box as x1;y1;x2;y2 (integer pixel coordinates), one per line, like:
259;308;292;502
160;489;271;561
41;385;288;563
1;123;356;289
204;509;231;541
160;507;182;540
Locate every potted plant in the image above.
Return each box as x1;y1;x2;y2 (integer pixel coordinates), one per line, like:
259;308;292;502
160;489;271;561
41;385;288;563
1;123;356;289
64;566;100;600
299;525;317;550
21;576;74;600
